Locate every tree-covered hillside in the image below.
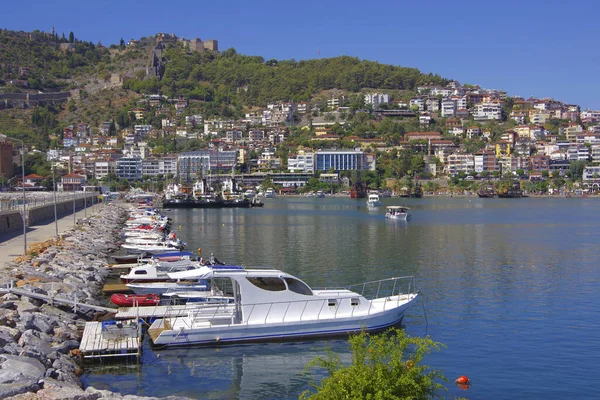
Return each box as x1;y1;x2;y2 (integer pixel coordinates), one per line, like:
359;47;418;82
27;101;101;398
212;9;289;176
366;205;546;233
0;30;112;91
124;45;449;106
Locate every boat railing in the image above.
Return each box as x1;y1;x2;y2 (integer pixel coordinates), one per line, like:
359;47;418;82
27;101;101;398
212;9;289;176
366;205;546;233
315;276;416;300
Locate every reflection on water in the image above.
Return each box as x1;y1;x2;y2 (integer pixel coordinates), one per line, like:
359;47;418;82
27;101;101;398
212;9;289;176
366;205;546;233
83;197;600;399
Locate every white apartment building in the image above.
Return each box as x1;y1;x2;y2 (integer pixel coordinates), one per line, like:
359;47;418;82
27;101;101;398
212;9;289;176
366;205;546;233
441;99;456;117
473;103;503;120
425;98;440;112
287;151;315;173
446;153;474;175
409;98;425;111
364;93;389;108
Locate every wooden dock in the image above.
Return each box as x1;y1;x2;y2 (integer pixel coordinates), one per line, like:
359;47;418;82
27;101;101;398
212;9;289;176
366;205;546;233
79;321;142;359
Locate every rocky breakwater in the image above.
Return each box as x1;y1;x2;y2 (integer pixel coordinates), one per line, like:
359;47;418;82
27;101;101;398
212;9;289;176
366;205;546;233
0;203;186;400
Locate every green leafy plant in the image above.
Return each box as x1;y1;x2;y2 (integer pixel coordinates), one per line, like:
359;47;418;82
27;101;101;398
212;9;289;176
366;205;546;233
301;328;447;400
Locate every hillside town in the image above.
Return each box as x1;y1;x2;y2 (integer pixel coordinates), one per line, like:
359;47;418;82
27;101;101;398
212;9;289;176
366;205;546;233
2;32;600;195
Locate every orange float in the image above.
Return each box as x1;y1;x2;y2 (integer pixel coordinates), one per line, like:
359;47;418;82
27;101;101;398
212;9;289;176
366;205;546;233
455;375;471;386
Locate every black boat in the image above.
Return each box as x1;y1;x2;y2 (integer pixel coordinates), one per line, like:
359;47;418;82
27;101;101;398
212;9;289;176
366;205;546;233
163;196;263;208
497;181;523;198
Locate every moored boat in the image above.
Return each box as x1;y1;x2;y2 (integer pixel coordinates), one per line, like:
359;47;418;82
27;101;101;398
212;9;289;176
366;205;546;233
110;293;161;307
147;266;419;347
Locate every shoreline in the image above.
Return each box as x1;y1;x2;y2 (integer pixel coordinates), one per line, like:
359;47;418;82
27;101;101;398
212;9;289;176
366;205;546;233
0;202;188;399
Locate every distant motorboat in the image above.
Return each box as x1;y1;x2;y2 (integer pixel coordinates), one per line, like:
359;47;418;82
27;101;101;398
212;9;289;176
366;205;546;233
366;193;383;207
264;188;276;198
384;206;411;221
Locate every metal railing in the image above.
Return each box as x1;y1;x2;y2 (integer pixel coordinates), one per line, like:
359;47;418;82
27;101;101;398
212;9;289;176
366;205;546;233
168;276;418;328
315;275;417;300
0;192;98;213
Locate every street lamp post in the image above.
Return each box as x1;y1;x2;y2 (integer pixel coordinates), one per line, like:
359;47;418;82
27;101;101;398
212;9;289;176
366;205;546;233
52;163;58;236
0;134;27;255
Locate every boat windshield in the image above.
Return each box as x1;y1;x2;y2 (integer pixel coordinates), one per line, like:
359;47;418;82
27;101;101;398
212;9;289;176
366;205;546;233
246;277;286;291
284;277;313;295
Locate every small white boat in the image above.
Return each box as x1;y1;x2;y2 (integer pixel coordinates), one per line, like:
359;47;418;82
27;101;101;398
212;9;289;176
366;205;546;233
120;258;202;283
315;190;325;198
121;240;186;253
264;188;276;198
243;189;256;199
147;266;419;347
366;193;383;207
384;206;411;221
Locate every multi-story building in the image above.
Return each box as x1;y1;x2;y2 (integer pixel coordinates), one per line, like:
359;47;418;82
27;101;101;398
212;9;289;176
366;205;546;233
529;155;550;172
474;150;499;173
314;150;372;172
364;93;389;108
473;102;503;121
116;157;142;181
441;99;456;117
141;156;178;177
59;173;87;191
225;130;243;143
409;98;425;111
178;150;238;179
94;160;116;180
446;153;474;175
287;150;315;173
425;98;440;112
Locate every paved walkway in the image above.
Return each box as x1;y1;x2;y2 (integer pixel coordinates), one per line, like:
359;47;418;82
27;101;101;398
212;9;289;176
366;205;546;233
0;201;107;267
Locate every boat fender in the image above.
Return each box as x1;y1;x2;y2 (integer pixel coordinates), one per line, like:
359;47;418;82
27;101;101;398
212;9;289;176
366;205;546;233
198;247;202;255
455;376;470;385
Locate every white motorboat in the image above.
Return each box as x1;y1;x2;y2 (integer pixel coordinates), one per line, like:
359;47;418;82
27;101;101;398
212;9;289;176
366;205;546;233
315;190;325;198
384;206;411;220
366;193;383;207
120;258;201;283
264;188;276;198
121;240;186;253
147;266;419;347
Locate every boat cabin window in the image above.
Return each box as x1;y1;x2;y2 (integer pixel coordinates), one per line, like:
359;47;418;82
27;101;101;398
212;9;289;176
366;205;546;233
284;278;313;295
246;277;286;291
134;270;147;275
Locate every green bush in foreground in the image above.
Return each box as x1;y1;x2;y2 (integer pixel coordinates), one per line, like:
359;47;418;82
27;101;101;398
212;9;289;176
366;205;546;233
301;328;447;400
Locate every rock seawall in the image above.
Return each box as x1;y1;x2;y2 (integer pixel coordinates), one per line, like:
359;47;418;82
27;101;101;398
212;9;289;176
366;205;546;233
0;203;190;400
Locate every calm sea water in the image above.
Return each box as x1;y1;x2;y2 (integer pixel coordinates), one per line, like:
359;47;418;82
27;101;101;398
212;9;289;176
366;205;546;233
83;196;600;399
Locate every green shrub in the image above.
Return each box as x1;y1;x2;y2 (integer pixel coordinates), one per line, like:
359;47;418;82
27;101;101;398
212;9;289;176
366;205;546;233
301;328;447;400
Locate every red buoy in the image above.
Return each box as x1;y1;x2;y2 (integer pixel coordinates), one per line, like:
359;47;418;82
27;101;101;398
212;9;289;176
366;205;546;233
455;376;470;385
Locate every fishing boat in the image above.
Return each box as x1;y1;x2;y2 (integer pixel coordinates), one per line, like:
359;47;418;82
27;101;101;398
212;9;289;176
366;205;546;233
366;193;383;207
384;206;411;221
147;266;419;347
110;293;161;307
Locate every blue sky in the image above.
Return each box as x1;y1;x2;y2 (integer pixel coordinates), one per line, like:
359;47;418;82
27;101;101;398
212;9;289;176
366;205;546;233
3;0;599;108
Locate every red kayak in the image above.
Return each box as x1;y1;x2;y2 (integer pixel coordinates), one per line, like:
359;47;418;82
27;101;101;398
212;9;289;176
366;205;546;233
110;293;161;307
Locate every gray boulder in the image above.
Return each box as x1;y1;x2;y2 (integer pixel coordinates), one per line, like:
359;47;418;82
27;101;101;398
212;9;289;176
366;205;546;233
0;354;45;398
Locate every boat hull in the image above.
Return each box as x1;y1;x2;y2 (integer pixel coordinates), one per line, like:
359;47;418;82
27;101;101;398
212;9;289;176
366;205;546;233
149;295;416;347
110;293;160;307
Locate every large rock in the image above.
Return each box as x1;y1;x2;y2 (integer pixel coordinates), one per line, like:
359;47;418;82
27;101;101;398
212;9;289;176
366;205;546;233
0;355;45;398
18;329;54;361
